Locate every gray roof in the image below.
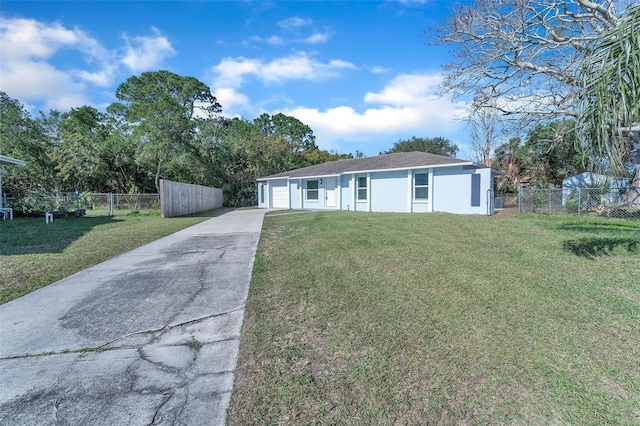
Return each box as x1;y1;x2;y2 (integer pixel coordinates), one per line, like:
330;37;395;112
259;151;473;180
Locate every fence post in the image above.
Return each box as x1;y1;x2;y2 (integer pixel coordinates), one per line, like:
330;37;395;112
518;187;522;214
108;193;115;216
577;188;581;217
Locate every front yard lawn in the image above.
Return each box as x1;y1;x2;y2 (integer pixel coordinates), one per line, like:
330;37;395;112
0;209;227;304
228;211;640;425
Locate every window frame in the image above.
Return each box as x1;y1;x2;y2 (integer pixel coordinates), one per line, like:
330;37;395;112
413;172;429;202
306;179;319;201
357;176;367;201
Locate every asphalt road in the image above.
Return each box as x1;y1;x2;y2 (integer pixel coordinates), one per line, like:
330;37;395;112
0;208;269;425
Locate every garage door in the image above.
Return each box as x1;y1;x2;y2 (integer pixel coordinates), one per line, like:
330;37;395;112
271;181;289;208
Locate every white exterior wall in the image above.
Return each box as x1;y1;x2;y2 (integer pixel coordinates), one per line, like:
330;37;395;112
432;167;492;215
370;170;407;212
340;175;353;210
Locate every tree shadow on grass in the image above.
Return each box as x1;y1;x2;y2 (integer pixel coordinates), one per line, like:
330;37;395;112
562;237;640;259
0;215;124;255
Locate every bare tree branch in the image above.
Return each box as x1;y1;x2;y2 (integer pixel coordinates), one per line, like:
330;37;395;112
433;0;628;127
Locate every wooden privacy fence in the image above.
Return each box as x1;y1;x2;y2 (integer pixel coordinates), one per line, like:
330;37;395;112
160;179;223;218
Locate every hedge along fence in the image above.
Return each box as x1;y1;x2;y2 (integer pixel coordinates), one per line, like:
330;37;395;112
160;179;223;218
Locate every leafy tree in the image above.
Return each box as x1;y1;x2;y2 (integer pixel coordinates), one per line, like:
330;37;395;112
54;106;111;191
576;2;640;206
0;92;56;192
300;149;352;168
382;136;458;157
209;114;350;206
493;122;590;190
98;113;149;193
214;118;261;206
493;137;524;193
109;70;221;191
523;120;588;187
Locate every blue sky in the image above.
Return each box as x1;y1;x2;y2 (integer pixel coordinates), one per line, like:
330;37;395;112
0;0;474;157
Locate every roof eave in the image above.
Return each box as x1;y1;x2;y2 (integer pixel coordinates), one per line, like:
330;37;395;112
257;161;476;181
0;155;27;166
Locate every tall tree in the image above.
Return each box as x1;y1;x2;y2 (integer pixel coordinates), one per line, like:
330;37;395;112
576;3;640;206
523;120;588;186
493;137;524;192
468;90;501;166
382;136;459;157
54;106;110;191
0;92;55;192
434;0;624;126
109;70;221;191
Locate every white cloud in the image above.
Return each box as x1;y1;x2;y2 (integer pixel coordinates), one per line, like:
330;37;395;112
0;17;114;109
213;87;250;111
211;53;357;88
278;17;312;29
364;74;442;106
304;32;331;44
267;35;284;45
121;27;176;73
282;73;469;152
0;59;90;111
368;65;392;74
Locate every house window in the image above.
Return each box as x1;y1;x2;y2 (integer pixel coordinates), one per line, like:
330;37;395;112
306;180;319;201
259;183;264;204
414;173;429;201
357;176;367;201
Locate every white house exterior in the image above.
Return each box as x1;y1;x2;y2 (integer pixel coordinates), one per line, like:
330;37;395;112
257;152;500;215
562;172;630;205
562;172;630;191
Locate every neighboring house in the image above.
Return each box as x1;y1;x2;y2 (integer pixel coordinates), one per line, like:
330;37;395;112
563;172;630;191
562;172;630;205
257;151;500;215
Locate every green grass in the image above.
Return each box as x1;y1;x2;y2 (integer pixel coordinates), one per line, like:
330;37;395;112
0;209;229;304
228;211;640;425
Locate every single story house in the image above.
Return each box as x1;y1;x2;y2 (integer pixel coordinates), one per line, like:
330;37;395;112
257;151;501;215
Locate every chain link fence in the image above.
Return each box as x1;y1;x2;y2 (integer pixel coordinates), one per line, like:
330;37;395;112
519;188;640;218
5;192;160;217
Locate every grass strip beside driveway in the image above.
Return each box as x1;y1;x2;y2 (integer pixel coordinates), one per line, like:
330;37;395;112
0;209;228;304
229;211;640;425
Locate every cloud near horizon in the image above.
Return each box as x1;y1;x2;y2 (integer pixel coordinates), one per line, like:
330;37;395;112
283;73;469;152
210;51;469;153
0;17;176;111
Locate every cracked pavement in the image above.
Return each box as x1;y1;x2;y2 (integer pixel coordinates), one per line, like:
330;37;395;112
0;209;269;425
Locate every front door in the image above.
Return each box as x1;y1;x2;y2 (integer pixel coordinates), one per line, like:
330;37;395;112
325;177;336;207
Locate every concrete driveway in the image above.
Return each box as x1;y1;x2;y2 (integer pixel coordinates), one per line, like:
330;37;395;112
0;208;268;425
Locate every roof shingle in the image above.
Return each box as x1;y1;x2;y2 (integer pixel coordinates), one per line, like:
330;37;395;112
259;151;471;179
